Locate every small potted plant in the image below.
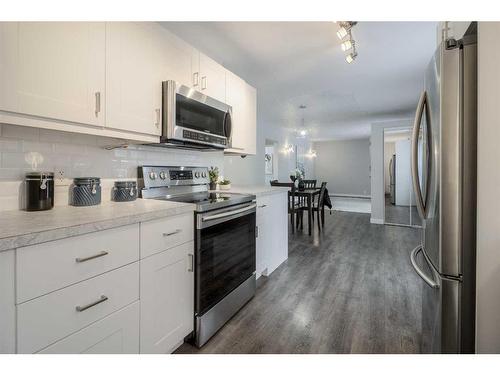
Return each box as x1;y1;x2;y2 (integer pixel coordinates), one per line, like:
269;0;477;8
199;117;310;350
208;166;219;190
290;169;302;183
219;179;231;190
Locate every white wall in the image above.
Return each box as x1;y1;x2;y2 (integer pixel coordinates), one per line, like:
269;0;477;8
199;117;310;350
476;22;500;353
370;119;414;224
384;141;395;194
313;138;371;197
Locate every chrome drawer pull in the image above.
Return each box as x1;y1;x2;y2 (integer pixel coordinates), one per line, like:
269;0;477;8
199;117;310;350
163;229;181;237
258;204;267;208
76;295;108;312
75;251;109;263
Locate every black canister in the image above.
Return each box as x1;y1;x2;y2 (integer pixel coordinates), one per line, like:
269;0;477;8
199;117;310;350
25;172;54;211
70;177;101;206
112;181;137;202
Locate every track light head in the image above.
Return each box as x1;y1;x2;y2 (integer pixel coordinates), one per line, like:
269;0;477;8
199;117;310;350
341;39;354;52
345;52;358;64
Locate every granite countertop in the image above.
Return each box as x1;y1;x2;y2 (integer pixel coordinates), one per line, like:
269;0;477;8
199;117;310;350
212;185;289;197
0;199;195;252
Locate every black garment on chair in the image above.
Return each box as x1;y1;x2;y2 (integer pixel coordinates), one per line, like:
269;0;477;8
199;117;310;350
323;187;332;209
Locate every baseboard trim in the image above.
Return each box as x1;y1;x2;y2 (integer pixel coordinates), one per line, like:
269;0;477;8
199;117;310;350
370;218;384;225
330;193;371;199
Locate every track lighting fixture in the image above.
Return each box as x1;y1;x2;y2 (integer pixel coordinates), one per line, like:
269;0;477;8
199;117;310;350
337;21;358;63
345;52;358;64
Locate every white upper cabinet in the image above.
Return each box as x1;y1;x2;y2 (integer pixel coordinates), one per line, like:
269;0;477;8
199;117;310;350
156;26;199;88
197;52;226;102
105;22;161;136
225;70;257;155
2;22;105;126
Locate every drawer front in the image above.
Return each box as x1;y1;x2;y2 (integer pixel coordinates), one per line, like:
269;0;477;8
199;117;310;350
38;302;139;354
16;224;140;304
140;213;193;258
17;262;139;354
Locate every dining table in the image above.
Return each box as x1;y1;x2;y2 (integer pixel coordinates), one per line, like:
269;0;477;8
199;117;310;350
294;188;321;235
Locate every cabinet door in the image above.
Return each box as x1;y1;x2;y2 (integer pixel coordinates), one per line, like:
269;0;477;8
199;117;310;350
225;71;257;155
199;52;226;102
38;302;139;354
0;23;19;113
140;241;194;354
256;198;271;278
267;193;289;274
0;250;15;354
155;25;198;88
106;22;160;136
14;22;105;126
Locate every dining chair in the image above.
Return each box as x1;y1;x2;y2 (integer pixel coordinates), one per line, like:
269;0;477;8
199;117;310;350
313;182;328;229
302;179;317;189
269;181;302;234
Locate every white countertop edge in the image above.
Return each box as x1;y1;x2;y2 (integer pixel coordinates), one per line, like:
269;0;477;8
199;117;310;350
0;201;195;252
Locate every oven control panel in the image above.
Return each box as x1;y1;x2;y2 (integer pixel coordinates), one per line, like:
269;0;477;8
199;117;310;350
139;166;209;190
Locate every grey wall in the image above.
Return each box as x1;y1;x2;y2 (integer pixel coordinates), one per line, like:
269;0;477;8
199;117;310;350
313;138;371;197
476;22;500;353
370;119;413;224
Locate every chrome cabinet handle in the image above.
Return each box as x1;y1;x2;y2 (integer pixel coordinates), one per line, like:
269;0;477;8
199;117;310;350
155;108;161;128
163;229;181;237
193;72;199;87
258;204;267;208
76;295;108;312
75;251;109;263
201;76;207;90
188;254;194;272
410;246;439;289
411;91;428;220
95;92;101;116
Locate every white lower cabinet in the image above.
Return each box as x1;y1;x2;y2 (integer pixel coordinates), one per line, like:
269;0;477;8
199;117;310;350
256;193;289;278
17;262;139;354
140;241;194;354
38;302;139;354
0;250;15;354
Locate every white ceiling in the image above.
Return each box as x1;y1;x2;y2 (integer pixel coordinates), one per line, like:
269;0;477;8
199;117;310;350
162;22;437;140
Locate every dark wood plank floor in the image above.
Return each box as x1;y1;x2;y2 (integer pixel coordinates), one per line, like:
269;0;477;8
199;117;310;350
175;211;422;354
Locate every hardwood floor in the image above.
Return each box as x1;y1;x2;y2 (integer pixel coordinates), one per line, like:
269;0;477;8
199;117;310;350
175;211;422;354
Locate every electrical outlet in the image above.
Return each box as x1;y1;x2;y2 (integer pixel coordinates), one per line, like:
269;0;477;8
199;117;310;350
54;170;71;187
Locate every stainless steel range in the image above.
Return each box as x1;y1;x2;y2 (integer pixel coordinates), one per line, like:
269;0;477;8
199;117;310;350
138;166;257;347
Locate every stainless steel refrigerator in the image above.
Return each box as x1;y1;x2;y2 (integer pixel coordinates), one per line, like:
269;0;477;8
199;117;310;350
389;154;396;204
409;23;477;353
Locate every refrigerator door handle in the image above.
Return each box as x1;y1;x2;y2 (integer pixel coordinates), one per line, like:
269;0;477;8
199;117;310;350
411;91;429;219
410;245;439;289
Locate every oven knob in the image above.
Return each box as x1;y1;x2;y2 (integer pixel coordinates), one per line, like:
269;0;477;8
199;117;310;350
201;172;207;178
149;172;157;180
195;172;200;178
159;171;166;180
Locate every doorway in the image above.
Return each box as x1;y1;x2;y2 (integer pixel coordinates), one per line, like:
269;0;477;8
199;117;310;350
264;139;279;184
383;128;422;228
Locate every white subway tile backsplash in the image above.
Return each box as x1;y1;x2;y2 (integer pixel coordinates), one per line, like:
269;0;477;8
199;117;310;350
0;124;225;210
1;124;39;140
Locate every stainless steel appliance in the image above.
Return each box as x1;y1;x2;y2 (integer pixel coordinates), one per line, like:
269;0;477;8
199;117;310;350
409;23;477;353
389;154;396;205
161;80;232;149
139;166;256;347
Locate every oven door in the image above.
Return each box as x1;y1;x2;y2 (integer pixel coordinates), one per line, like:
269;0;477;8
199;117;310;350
195;202;256;316
162;80;232;148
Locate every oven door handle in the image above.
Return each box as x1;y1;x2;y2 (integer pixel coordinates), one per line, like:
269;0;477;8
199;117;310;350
202;204;256;222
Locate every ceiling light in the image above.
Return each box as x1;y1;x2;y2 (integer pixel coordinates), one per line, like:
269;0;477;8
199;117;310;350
336;27;348;40
341;39;353;52
346;52;358;64
299;129;308;137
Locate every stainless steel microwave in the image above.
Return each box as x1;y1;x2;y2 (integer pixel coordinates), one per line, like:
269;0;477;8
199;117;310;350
161;80;232;149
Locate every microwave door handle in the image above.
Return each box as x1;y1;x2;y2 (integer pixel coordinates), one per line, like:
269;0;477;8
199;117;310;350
224;110;232;140
411;91;427;219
